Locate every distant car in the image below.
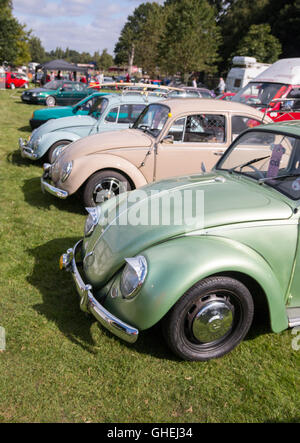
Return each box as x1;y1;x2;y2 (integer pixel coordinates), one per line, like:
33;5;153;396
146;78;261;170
40;98;271;207
20;93;163;163
217;92;236;101
21;80;95;106
59;120;300;361
5;72;28;89
168;87;215;99
29;92;110;129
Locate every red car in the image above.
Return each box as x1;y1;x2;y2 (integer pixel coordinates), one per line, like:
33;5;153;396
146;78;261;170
5;72;28;89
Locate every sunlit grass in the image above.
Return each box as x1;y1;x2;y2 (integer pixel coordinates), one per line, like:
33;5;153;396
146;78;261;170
0;89;299;423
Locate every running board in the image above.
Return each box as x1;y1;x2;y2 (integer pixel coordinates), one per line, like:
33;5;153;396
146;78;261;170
287;307;300;327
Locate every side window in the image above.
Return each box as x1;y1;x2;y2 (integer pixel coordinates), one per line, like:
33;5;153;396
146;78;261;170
105;107;118;122
130;104;146;122
231;115;261;141
286;88;300;110
184;114;226;143
63;83;73;91
118;104;131;123
167;117;186;142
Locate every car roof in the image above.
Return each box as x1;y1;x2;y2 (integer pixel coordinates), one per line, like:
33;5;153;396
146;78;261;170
105;93;163;105
156;98;267;118
250;120;300;137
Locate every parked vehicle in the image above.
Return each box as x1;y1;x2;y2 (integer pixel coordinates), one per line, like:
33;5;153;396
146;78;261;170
168;87;215;99
5;72;28;89
20;93;163;162
225;56;270;93
59;121;300;360
232;58;300;122
217;92;236;101
21;80;94;106
29;92;110;129
40;98;271;206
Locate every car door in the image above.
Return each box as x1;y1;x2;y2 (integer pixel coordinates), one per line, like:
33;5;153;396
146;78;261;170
55;82;73;105
155;112;228;180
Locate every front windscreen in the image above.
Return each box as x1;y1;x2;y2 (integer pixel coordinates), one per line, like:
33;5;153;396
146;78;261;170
132;103;170;137
217;130;300;200
232;82;287;107
89;97;109;118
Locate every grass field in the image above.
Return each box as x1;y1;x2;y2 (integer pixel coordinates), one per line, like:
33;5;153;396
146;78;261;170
0;88;299;423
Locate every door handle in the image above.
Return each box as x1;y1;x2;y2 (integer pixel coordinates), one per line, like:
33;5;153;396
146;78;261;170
213;151;223;156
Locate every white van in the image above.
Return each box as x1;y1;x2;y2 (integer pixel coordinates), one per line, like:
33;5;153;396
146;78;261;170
225;56;270;93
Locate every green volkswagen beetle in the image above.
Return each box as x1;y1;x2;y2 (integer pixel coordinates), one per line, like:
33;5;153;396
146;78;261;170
60;121;300;361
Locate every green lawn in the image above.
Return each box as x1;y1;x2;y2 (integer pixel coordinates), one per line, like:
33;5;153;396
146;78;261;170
0;89;299;423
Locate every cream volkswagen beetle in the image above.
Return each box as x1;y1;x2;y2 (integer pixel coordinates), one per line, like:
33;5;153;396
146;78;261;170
41;98;271;206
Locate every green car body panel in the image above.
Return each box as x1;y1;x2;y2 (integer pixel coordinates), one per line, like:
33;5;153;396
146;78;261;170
81;170;298;333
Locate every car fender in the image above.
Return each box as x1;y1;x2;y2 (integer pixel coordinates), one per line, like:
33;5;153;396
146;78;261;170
64;153;148;194
37;131;79;158
104;235;288;333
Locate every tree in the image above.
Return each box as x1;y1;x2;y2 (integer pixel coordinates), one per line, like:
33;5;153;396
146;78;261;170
234;24;282;64
0;0;31;65
158;0;221;80
28;36;46;63
98;49;114;71
114;2;165;74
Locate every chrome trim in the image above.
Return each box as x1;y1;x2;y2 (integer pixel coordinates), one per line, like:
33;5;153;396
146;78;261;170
61;240;139;344
19;137;38;160
40;175;69;199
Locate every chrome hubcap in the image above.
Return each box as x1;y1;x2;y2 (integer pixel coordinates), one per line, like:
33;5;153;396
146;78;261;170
192;300;234;343
93;177;122;204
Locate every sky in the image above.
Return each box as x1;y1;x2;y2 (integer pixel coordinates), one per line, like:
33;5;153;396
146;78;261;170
13;0;163;57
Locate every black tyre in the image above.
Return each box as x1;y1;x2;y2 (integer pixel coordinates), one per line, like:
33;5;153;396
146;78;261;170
46;95;56;107
83;170;132;207
162;276;254;361
48;140;71;163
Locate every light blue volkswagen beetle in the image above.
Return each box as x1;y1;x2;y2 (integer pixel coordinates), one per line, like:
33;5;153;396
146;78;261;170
19;93;164;163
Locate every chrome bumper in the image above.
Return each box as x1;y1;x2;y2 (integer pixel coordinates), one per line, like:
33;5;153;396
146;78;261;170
60;239;139;344
19;137;38;160
40;163;69;199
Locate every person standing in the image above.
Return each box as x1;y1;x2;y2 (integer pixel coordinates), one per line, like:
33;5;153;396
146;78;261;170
217;77;225;94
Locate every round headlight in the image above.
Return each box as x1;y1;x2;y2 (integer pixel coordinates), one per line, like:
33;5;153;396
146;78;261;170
51;146;64;163
84;206;101;236
60;161;73;182
120;256;147;299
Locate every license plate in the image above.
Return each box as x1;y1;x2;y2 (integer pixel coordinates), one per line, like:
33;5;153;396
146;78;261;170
23;96;30;100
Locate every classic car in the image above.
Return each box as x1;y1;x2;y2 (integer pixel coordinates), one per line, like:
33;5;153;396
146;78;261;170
21;79;94;106
60;121;300;361
29;92;110;129
5;72;28;89
20;93;162;163
41;98;271;207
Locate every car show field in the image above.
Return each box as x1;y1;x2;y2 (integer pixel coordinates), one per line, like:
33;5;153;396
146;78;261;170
0;89;299;423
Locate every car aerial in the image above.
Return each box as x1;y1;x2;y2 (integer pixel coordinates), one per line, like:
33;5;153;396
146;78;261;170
40;98;272;207
21;79;95;107
19;93;163;163
59;120;300;361
5;72;28;89
29;92;110;129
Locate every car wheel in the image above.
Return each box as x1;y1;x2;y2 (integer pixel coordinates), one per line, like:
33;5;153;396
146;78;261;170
83;170;132;207
162;276;254;361
46;96;56;107
48;140;71;163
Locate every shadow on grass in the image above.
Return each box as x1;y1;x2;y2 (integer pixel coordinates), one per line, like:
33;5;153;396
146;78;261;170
27;237;97;354
22;176;84;215
18;125;32;132
6;150;44;168
27;237;176;360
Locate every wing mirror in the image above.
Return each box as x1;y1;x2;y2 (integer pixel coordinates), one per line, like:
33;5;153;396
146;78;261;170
162;135;174;144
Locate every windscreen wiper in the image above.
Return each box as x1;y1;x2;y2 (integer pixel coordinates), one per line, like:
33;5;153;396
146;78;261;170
258;173;300;184
228;155;270;173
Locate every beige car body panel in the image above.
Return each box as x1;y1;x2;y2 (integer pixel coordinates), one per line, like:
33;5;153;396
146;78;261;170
53;98;272;194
